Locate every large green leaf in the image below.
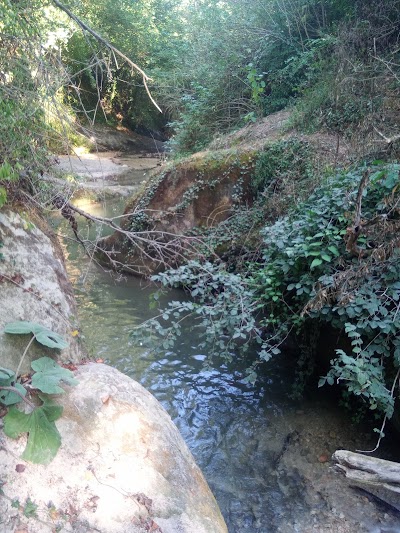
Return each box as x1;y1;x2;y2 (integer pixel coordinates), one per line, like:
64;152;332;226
4;397;63;464
35;330;69;350
4;321;44;335
4;321;69;350
30;357;78;394
0;367;15;383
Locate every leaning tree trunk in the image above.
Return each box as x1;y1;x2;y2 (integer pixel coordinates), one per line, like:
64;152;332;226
332;450;400;511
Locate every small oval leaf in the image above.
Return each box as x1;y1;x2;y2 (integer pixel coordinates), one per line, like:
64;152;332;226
310;258;323;269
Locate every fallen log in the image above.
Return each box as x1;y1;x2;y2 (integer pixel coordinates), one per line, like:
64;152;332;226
332;450;400;511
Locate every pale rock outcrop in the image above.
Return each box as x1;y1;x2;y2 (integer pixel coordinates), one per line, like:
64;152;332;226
0;209;81;373
0;363;227;533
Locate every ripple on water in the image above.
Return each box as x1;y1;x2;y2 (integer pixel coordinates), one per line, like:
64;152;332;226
57;198;400;533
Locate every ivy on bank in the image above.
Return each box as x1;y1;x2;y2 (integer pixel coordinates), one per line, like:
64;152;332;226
134;162;400;422
252;163;400;419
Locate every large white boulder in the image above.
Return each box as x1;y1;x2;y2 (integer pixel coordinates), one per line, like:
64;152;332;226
0;363;227;533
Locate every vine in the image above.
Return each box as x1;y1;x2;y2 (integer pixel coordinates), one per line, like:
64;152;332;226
134;161;400;427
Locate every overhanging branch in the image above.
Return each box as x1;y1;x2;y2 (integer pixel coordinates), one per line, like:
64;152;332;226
51;0;162;113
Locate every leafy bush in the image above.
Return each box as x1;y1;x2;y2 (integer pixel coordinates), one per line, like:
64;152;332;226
261;36;337;115
137;162;400;422
252;139;313;198
0;161;18;208
131;260;270;366
251;163;400;418
167;85;215;156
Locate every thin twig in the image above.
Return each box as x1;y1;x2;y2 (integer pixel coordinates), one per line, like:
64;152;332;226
356;366;400;453
51;0;162;112
15;335;37;379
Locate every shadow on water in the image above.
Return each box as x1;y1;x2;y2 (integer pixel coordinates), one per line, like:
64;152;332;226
54;197;400;533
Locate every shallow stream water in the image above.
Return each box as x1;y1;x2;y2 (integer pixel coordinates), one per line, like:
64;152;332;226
55;189;400;533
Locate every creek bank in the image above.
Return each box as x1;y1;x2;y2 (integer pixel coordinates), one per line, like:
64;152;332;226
97;149;258;275
96;112;352;276
0;208;227;532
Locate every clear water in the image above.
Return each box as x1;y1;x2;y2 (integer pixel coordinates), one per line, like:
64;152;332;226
55;197;400;533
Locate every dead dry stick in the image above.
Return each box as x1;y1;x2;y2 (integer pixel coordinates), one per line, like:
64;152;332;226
51;194;210;274
345;169;370;257
373;125;400;147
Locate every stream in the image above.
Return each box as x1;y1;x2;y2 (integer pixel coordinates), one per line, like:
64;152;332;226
54;155;400;533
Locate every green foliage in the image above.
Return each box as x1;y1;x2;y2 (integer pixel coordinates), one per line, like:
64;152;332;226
10;498;39;518
0;161;18;208
131;260;268;364
246;64;266;107
243;63;266;122
4;395;63;465
252;139;313;198
319;324;393;417
262;36;337;115
62;0;183;131
31;357;78;394
1;321;77;464
0;161;17;182
0;0;77;202
148;0;400;155
251;163;400;418
155;0;353;146
167;85;215;155
0;187;6;209
23;498;38;518
138;162;400;423
0;367;27;406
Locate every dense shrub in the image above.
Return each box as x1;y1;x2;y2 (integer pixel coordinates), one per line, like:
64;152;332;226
135;162;400;424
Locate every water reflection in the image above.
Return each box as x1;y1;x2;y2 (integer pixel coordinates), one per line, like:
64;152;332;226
57;198;400;533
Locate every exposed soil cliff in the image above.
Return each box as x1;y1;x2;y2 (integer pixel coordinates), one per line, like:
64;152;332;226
97;111;352;276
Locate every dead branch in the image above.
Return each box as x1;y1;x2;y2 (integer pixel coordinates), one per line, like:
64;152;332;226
51;194;211;275
332;449;400;511
345;168;370;257
373;126;400;147
51;0;162;113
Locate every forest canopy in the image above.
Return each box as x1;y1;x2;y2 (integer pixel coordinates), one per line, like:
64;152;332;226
2;0;400;163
